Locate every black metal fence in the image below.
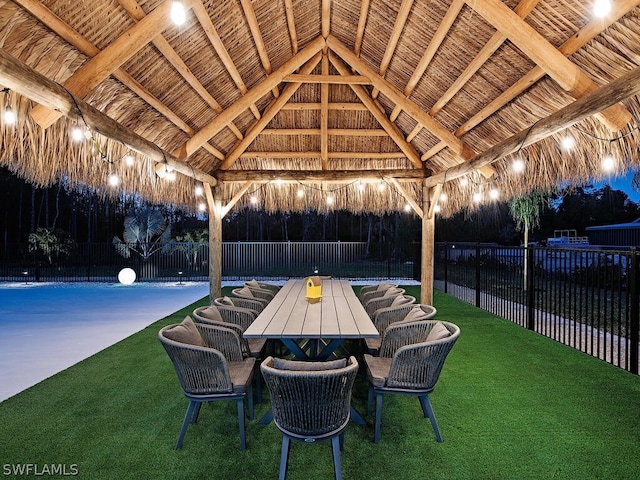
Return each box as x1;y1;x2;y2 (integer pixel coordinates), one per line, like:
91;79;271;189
434;242;640;375
0;241;415;283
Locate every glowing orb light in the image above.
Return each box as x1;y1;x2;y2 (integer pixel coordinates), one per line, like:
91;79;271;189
118;268;136;285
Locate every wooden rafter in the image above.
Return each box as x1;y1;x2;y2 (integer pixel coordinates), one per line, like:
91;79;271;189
466;0;631;132
216;169;426;183
117;0;244;140
280;102;369;111
284;0;298;55
328;51;422;169
239;152;409;159
389;0;464;121
322;0;331;39
354;0;371;58
30;0;178;129
220;53;322;170
321;53;329;169
222;181;254;216
372;0;414;99
389;177;423;217
422;0;640;162
174;36;325;160
283;74;371;84
425;64;640;188
260;128;388;136
239;0;279;98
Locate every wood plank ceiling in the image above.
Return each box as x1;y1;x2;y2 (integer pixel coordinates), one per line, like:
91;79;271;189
0;0;640;216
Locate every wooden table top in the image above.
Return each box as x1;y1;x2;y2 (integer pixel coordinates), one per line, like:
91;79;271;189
244;279;379;339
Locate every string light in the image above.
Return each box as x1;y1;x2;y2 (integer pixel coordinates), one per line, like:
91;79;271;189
601;154;616;172
404;204;412;212
512;157;525;173
473;192;482;203
433;204;441;214
1;88;15;125
439;192;447;202
107;172;119;187
460;177;469;187
195;185;204;196
198;202;207;212
71;124;85;142
326;196;334;205
561;136;575;151
297;188;304;198
593;0;611;18
124;154;135;166
171;0;186;25
489;188;500;200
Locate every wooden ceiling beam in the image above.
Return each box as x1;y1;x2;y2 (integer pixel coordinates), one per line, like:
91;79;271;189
321;54;329;170
328;51;423;169
283;74;371;84
0;47;216;185
219;53;322;170
280;102;369;111
429;0;541;116
284;0;298;55
389;177;423;217
260;128;388;136
239;0;279;98
190;0;261;119
174;36;325;160
118;0;244;140
425;64;640;188
466;0;631;132
389;0;464;121
322;0;331;39
354;0;371;58
216;170;426;183
30;0;178;129
328;35;495;177
372;0;414;99
239;152;409;159
422;0;640;163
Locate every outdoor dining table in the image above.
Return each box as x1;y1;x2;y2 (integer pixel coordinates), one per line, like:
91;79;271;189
244;278;379;425
244;278;379;361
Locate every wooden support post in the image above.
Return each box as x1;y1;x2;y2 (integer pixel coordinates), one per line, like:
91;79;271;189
421;182;436;305
204;183;223;302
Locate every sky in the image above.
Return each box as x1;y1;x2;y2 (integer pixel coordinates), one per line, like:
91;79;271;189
589;171;640;203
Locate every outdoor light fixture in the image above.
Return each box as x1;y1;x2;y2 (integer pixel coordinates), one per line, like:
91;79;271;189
108;172;119;187
171;0;186;25
118;268;136;285
460;177;469;187
250;195;258;205
561;136;575;151
155;162;176;181
1;88;15;125
124;154;135;166
404;203;412;212
601;154;616;172
593;0;611;18
297;188;304;198
194;185;204;196
433;204;441;214
326;196;334;205
473;192;482;203
71;124;85;142
198;202;206;212
358;182;365;192
439;192;448;202
489;188;500;200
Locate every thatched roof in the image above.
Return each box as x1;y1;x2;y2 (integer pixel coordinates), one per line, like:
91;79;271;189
1;0;640;217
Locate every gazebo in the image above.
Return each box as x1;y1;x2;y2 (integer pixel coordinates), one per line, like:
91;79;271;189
1;0;639;303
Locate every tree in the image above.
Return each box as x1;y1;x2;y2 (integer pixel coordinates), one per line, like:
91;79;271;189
28;227;76;265
112;208;172;278
169;228;209;271
509;189;552;290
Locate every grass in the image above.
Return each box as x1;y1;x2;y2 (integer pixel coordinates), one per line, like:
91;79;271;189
1;286;640;479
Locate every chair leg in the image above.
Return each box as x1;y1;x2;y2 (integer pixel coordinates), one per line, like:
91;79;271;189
247;385;254;421
367;384;374;416
192;401;203;423
419;395;443;443
374;391;383;444
254;369;262;404
237;398;247;450
279;436;291;480
339;431;344;451
331;435;343;480
175;400;199;450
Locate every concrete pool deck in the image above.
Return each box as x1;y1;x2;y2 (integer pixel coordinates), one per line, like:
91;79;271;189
0;281;210;402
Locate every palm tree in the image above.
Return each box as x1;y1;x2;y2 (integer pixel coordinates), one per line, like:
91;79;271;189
170;228;209;271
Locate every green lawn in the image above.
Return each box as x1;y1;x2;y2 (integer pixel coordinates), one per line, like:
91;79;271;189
1;286;639;479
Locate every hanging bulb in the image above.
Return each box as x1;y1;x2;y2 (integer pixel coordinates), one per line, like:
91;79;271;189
489;188;500;200
433;204;441;214
460;177;469;187
108;172;119;187
326;196;334;205
195;185;204;196
171;1;186;25
71;124;85;142
601;154;616;172
404;204;412;213
439;192;448;202
297;188;304;198
198;203;206;212
561;136;575;151
512;157;525;173
473;192;482;203
124;154;135;166
3;105;16;125
593;0;611;18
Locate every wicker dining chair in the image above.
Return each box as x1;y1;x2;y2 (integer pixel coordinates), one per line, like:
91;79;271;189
158;317;255;450
360;285;403;305
364;292;415;318
358;282;398;302
364;320;460;444
365;304;437;355
260;356;359;480
214;295;266;314
245;279;281;295
232;286;271;310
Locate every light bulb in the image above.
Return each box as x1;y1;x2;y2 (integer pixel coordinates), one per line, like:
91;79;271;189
490;188;500;200
473;192;482;203
297;189;304;198
433;204;441;214
165;170;177;181
198;203;206;212
124;154;135;166
404;204;412;212
561;136;575;151
195;185;204;196
71;125;84;142
326;196;334;205
439;192;448;202
460;177;469;187
3;106;15;125
512;158;525;173
250;196;258;205
171;1;186;25
358;183;365;192
602;154;615;172
108;173;119;187
593;0;611;18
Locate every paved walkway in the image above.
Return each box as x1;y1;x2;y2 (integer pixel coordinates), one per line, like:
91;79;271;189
0;282;209;402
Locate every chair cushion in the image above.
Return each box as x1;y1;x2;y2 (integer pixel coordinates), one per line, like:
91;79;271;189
399;307;429;324
198;306;223;322
390;294;405;306
377;281;392;291
246;279;261;288
220;296;235;306
364;354;392;387
163;316;205;347
273;357;347;371
237;286;254;297
426;321;451;342
227;358;256;393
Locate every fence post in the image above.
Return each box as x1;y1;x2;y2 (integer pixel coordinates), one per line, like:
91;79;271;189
443;243;448;294
475;243;481;307
630;248;639;375
526;246;536;331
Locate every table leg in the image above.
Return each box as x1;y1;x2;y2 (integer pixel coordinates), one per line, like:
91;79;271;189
280;339;310;360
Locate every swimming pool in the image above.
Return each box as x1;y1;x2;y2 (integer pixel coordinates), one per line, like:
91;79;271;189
0;282;209;402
